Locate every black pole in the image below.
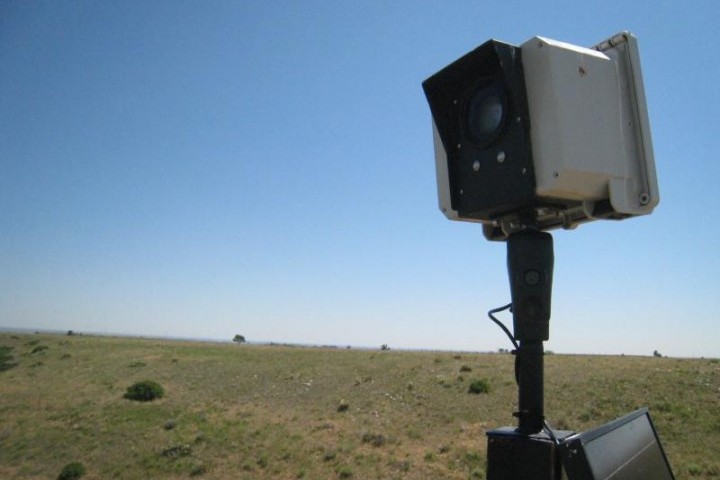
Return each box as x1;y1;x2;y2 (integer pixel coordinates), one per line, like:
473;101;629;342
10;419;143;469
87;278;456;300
516;340;545;433
486;231;559;480
506;231;554;435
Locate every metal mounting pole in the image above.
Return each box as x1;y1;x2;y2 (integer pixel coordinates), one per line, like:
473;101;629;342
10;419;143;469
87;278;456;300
486;231;560;480
516;340;545;434
506;230;554;435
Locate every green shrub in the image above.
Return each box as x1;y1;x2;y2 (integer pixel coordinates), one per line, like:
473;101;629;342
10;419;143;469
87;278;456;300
337;466;353;478
30;344;49;355
161;444;192;458
57;462;86;480
687;463;703;476
361;433;386;447
190;463;207;477
123;380;164;402
337;399;350;412
0;346;18;372
470;468;485;479
389;460;411;472
468;379;490;394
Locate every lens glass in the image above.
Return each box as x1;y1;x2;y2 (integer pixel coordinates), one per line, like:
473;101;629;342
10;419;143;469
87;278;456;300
465;84;505;145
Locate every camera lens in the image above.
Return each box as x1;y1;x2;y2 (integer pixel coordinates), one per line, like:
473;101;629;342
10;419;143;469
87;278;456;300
464;83;506;146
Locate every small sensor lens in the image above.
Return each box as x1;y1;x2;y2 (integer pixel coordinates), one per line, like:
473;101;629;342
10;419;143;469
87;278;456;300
464;83;506;146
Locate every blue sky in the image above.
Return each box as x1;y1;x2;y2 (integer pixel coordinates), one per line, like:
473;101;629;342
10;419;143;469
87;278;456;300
1;0;718;357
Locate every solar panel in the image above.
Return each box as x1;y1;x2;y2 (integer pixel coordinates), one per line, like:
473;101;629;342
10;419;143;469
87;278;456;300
560;408;675;480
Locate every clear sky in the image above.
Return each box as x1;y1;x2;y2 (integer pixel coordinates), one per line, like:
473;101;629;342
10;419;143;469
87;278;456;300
2;0;719;358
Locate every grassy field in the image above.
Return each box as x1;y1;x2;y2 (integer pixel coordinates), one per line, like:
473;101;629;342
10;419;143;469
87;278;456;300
0;333;718;479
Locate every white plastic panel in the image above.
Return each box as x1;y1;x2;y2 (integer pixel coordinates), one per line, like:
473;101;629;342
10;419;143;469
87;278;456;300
521;33;658;216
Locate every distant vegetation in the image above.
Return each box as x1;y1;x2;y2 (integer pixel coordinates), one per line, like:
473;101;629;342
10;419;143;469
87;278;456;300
0;332;718;479
232;334;246;343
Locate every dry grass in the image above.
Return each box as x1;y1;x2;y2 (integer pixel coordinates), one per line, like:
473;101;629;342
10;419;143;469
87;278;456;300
0;333;718;479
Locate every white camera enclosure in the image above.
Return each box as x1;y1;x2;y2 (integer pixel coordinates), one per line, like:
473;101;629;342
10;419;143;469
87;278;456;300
522;33;658;216
423;32;658;240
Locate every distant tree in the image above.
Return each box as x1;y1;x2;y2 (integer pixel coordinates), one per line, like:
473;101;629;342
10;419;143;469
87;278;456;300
67;330;75;336
653;350;662;358
380;344;390;351
233;334;246;344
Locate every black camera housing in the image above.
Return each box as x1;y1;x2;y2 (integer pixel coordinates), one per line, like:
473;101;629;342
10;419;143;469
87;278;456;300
423;40;537;226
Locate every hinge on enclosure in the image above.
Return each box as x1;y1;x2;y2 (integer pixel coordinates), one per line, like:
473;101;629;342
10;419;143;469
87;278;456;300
593;32;629;52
